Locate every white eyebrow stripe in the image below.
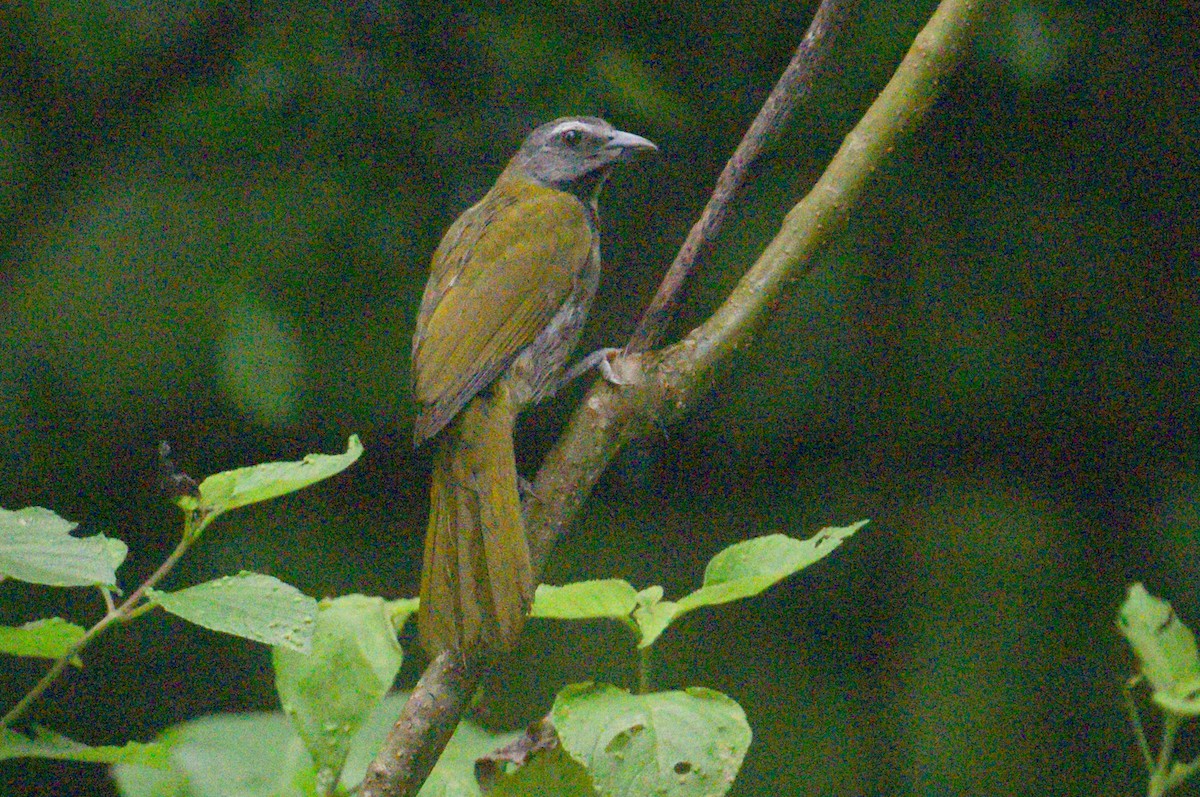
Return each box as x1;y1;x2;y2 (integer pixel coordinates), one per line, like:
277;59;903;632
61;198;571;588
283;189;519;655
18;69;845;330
548;120;596;137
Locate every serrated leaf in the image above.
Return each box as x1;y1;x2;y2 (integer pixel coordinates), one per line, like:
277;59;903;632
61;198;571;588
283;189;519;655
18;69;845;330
0;726;168;767
273;595;403;792
148;571;316;652
0;507;123;587
552;683;751;797
531;579;639;620
197;435;363;517
1118;583;1200;716
0;618;86;665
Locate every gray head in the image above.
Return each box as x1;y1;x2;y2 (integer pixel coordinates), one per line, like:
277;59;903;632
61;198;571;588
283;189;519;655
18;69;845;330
507;116;657;192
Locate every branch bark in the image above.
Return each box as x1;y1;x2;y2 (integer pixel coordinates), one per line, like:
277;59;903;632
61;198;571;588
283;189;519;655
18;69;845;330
361;0;992;794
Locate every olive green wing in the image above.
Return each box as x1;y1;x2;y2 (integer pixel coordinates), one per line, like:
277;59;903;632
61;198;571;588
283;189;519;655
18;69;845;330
412;183;591;442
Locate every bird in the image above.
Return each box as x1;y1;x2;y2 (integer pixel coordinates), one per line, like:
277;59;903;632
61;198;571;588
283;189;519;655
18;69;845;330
411;116;656;658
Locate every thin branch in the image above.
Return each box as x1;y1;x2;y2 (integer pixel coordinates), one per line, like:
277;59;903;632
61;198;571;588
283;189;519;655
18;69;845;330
2;520;201;729
362;0;993;794
624;0;858;354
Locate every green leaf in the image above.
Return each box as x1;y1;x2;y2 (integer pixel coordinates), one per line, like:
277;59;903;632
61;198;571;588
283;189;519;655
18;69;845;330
111;711;316;797
676;521;868;615
530;525;868;649
103;536;131;573
197;435;363;517
108;695;577;797
552;683;751;797
273;595;403;793
531;579;639;621
0;506;124;587
629;522;867;648
0;726;168;767
1118;582;1200;716
0;618;86;665
416;722;520;797
632;587;678;650
148;572;317;652
386;597;420;632
114;694;517;796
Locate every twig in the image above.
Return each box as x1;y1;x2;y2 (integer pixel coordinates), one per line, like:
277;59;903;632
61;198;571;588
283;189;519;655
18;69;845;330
1;509;209;728
624;0;858;354
363;0;993;793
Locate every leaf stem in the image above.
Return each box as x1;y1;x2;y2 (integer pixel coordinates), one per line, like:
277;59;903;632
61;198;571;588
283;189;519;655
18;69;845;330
1122;678;1153;773
1;515;200;729
1148;713;1180;797
1;601;121;728
638;646;653;695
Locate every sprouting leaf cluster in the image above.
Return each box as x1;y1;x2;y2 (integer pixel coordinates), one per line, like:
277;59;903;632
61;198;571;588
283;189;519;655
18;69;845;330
1118;583;1200;797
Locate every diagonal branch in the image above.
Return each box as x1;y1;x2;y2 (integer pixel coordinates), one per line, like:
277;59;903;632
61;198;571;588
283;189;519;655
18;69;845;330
359;650;471;797
361;0;992;794
624;0;858;354
527;0;992;568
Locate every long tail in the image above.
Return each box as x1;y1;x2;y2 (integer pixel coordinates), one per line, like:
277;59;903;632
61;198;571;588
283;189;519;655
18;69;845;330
418;387;533;658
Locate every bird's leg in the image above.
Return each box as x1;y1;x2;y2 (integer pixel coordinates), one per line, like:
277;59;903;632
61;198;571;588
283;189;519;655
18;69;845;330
560;347;637;389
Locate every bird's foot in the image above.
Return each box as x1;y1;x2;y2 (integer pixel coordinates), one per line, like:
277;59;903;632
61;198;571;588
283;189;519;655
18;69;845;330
561;347;640;388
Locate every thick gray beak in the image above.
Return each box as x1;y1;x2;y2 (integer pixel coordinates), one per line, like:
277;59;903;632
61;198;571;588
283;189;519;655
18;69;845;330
606;129;658;155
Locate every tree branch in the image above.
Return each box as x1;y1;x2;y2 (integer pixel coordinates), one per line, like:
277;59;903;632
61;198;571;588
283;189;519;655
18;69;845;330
361;0;992;794
624;0;858;354
528;0;992;568
360;650;474;796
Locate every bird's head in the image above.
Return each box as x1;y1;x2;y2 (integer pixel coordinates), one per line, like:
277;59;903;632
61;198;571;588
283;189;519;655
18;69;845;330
506;116;657;194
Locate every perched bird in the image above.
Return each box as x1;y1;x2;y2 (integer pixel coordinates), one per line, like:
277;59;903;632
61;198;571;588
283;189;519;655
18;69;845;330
412;116;656;658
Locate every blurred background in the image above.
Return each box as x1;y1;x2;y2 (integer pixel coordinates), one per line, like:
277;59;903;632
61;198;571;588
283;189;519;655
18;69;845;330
0;0;1197;794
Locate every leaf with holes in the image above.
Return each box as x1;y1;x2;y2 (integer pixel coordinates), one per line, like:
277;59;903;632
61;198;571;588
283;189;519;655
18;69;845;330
552;683;751;797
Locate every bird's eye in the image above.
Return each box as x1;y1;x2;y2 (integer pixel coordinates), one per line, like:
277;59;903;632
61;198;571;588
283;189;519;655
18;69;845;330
560;129;582;147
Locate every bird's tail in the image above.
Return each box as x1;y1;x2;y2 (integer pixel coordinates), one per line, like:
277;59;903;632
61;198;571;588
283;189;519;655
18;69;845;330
418;385;533;658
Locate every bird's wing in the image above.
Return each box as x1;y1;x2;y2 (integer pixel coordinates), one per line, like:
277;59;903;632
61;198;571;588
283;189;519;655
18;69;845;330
412;182;592;442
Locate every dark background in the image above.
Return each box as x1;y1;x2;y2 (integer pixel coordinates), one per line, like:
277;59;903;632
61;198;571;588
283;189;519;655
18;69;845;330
1;0;1197;794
